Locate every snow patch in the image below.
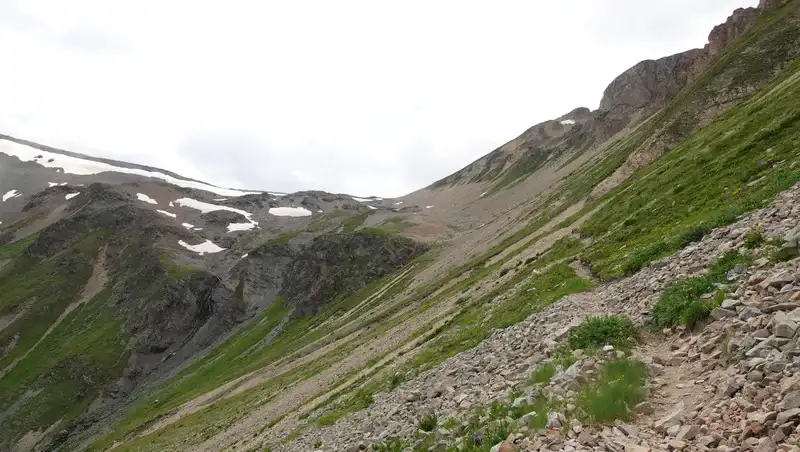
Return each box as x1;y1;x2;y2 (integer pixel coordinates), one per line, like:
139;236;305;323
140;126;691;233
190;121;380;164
351;196;373;202
480;191;488;197
227;222;256;232
137;193;158;205
367;205;377;210
48;182;68;187
394;201;403;205
65;193;80;200
317;209;323;213
560;119;575;125
268;206;312;217
174;197;257;224
0;139;261;197
157;210;177;218
425;205;434;209
241;253;249;259
178;239;226;255
181;222;195;229
2;190;21;202
214;198;228;202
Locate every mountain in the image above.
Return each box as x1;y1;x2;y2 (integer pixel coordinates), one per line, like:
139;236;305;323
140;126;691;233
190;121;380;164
1;1;800;451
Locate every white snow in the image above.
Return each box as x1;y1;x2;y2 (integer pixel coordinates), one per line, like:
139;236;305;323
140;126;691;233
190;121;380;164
268;206;313;217
169;201;175;207
48;182;68;187
480;191;488;197
425;205;434;209
560;119;576;125
241;253;249;259
157;210;177;218
268;192;286;197
214;198;228;202
227;222;256;232
174;197;257;223
0;139;261;197
137;193;158;205
2;190;21;202
65;193;80;200
367;205;377;210
181;222;195;229
351;196;372;202
317;209;323;213
178;239;226;255
394;201;403;205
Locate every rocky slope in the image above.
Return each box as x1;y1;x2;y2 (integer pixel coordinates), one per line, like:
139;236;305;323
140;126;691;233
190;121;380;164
1;1;800;451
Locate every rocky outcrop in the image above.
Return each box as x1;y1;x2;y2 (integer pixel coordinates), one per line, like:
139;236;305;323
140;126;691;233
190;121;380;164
708;8;761;56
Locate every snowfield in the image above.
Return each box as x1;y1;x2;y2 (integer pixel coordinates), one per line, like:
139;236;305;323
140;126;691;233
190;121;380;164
268;206;312;217
157;210;177;218
560;119;576;125
2;190;21;202
227;222;256;232
137;193;158;205
178;239;226;255
65;193;80;200
0;139;261;197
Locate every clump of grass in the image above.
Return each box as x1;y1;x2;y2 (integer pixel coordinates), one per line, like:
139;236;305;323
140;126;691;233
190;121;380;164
527;362;556;386
567;316;638;351
311;440;322;449
577;358;647;423
743;227;765;249
771;245;799;263
389;373;404;390
418;412;438;432
317;388;374;426
650;250;750;329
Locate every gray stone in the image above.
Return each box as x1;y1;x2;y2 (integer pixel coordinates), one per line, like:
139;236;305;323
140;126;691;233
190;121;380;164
675;424;699;440
775;407;800;424
773;311;798;338
777;390;800;411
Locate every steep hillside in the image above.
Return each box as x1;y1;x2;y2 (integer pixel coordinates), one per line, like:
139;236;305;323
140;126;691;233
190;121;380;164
1;1;800;452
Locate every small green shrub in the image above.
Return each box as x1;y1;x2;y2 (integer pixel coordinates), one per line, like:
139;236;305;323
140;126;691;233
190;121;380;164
577;358;647;423
650;250;750;329
771;246;799;263
567;316;638;350
389;373;404;390
528;362;556;386
418;412;438;432
743;228;765;249
312;440;322;449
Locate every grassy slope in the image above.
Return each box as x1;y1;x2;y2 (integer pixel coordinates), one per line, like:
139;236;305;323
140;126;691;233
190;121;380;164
0;231;130;447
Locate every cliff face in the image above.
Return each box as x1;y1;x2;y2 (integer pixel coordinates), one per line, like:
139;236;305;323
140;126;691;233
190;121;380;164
599;7;761;117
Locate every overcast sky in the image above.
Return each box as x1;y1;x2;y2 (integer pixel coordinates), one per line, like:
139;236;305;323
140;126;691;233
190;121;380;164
0;0;757;197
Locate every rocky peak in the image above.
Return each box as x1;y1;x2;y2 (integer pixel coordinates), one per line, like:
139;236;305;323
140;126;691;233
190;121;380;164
708;7;761;56
599;5;762;116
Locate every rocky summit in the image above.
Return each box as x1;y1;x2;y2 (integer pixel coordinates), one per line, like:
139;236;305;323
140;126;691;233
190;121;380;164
1;1;800;452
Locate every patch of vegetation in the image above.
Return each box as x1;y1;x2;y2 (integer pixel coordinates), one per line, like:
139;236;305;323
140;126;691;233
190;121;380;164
743;227;766;249
0;233;38;260
771;245;800;263
160;249;201;280
342;212;370;233
567;315;638;351
527;362;556;386
576;358;647;424
265;230;301;246
317;388;374;426
389;373;404;390
649;250;750;329
528;237;584;269
418;412;438;432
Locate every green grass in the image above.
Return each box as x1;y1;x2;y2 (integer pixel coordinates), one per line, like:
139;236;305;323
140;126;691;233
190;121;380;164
0;231;130;445
527;236;584;269
576;358;647;424
567;316;638;351
579;56;800;279
744;227;766;249
0;233;38;260
649;250;750;329
527;362;556;386
316;388;374;426
342;212;370;233
418;412;438;432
